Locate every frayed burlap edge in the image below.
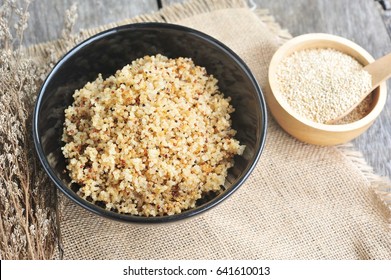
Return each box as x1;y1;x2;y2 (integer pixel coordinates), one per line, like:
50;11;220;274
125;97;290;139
25;0;297;259
25;0;391;259
25;0;292;59
337;144;391;226
29;0;391;218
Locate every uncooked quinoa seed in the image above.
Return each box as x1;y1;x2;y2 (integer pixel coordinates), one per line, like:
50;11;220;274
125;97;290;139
62;54;245;217
276;48;372;124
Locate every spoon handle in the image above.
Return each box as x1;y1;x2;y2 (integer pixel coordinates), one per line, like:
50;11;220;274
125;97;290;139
327;52;391;124
364;52;391;89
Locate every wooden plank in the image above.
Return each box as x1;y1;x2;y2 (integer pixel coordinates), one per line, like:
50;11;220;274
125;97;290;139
379;5;391;38
252;0;391;179
22;0;158;46
162;0;391;178
20;0;391;178
162;0;184;5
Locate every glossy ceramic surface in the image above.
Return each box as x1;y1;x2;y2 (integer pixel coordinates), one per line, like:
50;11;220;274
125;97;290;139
33;22;267;223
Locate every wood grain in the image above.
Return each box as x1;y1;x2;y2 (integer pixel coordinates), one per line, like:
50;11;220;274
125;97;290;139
267;33;388;145
22;0;391;179
163;0;391;178
22;0;158;46
250;0;391;178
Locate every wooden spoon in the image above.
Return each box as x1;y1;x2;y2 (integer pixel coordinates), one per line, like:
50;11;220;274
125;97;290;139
329;52;391;123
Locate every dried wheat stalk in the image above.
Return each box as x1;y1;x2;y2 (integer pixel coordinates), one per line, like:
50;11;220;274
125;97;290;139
0;0;78;260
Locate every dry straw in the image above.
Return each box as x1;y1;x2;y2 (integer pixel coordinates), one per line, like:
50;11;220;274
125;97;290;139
2;0;391;260
0;0;80;260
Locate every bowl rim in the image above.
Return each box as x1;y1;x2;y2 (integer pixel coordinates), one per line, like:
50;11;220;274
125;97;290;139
268;33;387;132
32;22;267;224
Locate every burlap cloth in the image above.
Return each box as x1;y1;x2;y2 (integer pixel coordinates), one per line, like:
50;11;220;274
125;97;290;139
31;0;391;259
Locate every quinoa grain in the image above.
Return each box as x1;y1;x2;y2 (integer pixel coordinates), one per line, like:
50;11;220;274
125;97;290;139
62;54;245;217
276;48;372;124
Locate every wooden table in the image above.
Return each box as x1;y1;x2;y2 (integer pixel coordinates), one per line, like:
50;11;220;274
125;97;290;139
22;0;391;179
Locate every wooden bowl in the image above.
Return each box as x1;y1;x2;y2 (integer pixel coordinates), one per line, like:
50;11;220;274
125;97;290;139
266;33;387;145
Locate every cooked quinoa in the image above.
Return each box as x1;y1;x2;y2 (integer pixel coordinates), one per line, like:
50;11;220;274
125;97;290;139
276;48;372;124
62;54;245;217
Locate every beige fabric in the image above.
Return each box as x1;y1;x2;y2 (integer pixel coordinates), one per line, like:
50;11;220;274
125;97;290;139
42;1;391;259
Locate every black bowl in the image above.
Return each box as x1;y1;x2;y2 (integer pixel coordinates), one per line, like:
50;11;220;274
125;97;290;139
33;22;267;224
